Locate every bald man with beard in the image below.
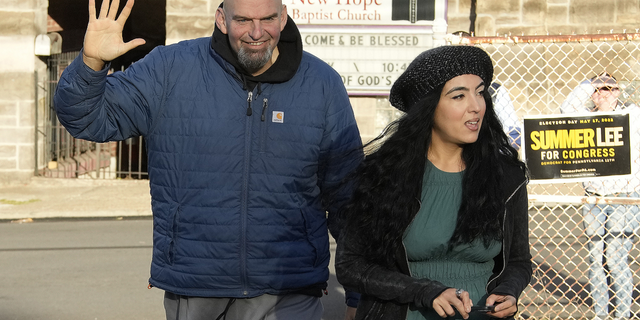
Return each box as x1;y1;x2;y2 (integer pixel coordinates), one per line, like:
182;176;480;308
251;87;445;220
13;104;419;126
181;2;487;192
54;0;362;319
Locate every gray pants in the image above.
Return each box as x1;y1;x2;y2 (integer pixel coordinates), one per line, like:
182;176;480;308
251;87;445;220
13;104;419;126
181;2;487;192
164;292;323;320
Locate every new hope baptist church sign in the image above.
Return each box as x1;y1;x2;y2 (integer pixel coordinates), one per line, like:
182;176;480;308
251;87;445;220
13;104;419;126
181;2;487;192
287;0;445;25
287;0;448;94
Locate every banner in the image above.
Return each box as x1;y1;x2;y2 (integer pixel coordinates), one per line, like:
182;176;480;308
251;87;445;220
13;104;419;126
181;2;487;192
523;113;631;181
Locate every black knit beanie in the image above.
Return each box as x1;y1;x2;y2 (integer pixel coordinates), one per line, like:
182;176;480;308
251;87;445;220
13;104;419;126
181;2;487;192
389;45;494;112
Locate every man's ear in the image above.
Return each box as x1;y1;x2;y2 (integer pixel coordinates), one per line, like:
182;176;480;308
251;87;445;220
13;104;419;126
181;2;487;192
280;5;288;31
215;7;228;34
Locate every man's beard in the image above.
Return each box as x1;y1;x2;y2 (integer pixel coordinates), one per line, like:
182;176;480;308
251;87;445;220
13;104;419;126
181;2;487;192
237;46;273;74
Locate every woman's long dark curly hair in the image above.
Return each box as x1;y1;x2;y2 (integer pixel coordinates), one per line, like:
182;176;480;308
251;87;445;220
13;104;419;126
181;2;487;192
342;83;527;267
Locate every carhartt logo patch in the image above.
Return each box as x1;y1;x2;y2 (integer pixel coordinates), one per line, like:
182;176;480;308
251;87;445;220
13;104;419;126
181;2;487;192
272;111;284;123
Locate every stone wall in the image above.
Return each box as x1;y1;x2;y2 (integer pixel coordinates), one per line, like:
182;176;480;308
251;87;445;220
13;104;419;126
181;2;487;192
447;0;640;37
166;0;222;45
0;0;47;184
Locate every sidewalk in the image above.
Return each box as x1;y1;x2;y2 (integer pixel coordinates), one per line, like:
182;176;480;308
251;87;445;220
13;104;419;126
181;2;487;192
0;177;152;221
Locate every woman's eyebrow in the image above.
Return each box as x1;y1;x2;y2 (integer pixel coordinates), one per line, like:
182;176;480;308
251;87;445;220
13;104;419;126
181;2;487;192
445;86;468;95
444;82;485;96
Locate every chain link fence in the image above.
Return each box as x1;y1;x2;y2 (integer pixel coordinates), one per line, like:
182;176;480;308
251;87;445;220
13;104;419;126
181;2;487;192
462;34;640;319
372;33;640;319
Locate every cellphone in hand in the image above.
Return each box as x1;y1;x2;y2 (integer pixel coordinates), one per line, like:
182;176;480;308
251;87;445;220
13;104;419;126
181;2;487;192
470;305;495;313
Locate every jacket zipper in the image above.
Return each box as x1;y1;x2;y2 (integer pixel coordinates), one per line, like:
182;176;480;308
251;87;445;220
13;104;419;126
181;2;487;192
485;207;508;294
485;180;527;293
246;92;253;116
259;98;269;153
240;90;254;296
261;98;268;122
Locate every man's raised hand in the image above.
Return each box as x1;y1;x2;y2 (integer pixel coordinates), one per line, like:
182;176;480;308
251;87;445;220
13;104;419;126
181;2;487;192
83;0;146;71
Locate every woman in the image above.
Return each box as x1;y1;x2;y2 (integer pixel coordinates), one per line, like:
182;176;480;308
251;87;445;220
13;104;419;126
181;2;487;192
335;45;531;320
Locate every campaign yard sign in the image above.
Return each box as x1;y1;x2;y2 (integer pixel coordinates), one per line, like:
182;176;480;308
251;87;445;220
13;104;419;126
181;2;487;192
523;113;631;181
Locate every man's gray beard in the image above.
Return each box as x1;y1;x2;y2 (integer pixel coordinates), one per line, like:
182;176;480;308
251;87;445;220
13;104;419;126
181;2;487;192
238;46;273;74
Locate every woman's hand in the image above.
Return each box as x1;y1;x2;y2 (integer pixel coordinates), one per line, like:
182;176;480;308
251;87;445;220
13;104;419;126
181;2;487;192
343;306;357;320
484;294;517;318
432;288;472;319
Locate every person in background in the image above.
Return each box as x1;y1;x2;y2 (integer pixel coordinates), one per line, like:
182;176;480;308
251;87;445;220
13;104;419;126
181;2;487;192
53;0;362;319
571;73;640;320
560;77;597;114
335;45;532;320
489;82;521;150
559;71;637;114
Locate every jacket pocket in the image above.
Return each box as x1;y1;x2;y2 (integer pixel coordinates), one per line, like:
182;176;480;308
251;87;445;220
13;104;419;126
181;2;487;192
165;206;181;265
299;209;319;266
300;209;330;267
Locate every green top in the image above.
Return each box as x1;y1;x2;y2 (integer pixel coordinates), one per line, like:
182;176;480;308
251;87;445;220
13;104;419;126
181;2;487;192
403;162;501;320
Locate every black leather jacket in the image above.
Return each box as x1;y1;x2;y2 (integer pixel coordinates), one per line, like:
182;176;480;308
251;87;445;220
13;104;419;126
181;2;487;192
335;164;532;320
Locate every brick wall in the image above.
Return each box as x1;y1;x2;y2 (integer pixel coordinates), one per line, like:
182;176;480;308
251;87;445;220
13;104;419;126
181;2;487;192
0;0;47;184
166;0;222;45
165;0;640;45
447;0;640;37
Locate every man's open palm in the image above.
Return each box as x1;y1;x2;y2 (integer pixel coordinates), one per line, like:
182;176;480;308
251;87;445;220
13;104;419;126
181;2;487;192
83;0;145;71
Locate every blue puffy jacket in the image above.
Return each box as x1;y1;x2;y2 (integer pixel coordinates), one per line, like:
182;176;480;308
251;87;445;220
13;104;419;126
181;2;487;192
54;20;362;298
